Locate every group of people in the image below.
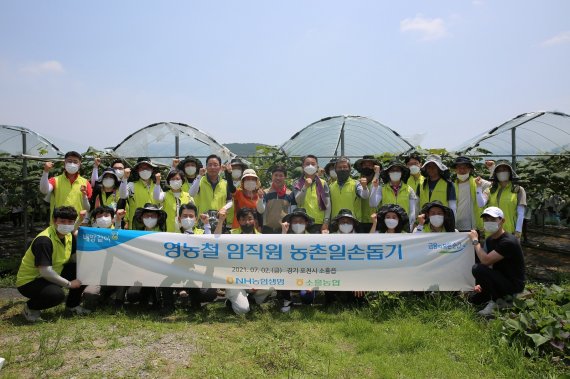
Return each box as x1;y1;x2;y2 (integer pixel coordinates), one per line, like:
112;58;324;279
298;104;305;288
16;150;527;320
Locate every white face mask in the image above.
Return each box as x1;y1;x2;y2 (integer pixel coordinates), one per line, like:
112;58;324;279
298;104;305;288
143;217;158;229
329;170;337;179
232;169;242;180
180;217;195;230
457;173;470;182
291;223;306;234
243;180;257;191
169;180;183;190
409;165;421;175
484;221;500;234
139;170;152;180
339;223;354;234
496;172;510;182
185;166;197;176
95;216;113;228
65;163;80;175
384;218;399;230
429;215;445;228
389;172;402;182
114;169;124;179
102;178;115;188
304;165;317;176
56;223;75;235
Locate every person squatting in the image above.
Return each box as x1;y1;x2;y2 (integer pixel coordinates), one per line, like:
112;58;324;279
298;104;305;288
18;152;526;320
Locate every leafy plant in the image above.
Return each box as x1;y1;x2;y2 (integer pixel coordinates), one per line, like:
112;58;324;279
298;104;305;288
248;145;302;188
0;152;51;227
496;283;570;362
516;154;570;225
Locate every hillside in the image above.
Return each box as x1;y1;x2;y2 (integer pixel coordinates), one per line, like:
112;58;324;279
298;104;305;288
224;143;271;157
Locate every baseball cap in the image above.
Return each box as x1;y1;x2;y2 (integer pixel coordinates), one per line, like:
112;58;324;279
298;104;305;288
480;207;504;219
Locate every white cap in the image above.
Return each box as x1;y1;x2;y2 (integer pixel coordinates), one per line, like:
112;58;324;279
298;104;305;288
241;169;258;180
480;206;504;219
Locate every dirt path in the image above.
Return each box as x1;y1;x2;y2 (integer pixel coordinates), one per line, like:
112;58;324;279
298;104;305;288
0;288;24;300
523;225;570;281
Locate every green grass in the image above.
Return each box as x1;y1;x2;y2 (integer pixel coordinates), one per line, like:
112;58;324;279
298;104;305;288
0;274;16;288
0;257;19;288
0;293;566;378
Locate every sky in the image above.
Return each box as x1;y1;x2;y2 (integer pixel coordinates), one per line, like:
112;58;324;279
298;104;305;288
0;1;569;154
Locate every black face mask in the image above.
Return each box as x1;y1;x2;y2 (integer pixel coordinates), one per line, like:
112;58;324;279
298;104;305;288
336;170;350;182
360;168;374;177
240;224;254;234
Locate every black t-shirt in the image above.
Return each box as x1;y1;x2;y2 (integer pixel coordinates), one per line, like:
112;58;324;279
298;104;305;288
31;235;77;267
485;232;525;291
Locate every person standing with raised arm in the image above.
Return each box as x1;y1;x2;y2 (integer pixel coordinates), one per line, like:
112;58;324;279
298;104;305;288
189;154;232;220
40;151;92;222
153;169;194;232
354;155;381;233
370;160;416;231
257;166;296;234
418;154;456;215
451;156;490;232
119;157;159;229
293;155;331;233
485;161;527;238
328;157;370;231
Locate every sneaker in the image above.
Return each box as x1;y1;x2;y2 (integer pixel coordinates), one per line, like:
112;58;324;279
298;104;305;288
66;305;92;315
280;300;292;313
477;300;497;316
22;304;43;322
496;298;513;310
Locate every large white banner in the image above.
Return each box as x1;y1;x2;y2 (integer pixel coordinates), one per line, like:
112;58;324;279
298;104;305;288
77;227;475;291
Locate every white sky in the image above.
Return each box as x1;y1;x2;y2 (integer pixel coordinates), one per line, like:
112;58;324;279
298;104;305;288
1;1;569;153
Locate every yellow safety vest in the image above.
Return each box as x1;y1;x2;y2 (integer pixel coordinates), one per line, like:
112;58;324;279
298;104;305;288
16;226;72;287
488;182;519;233
127;180;156;228
359;182;374;223
381;183;413;215
178;226;206;234
297;177;326;224
98;190;119;210
330;178;361;221
406;174;424;195
419;179;449;209
194;176;228;215
163;190;193;233
50;174;88;220
230;227;261;234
